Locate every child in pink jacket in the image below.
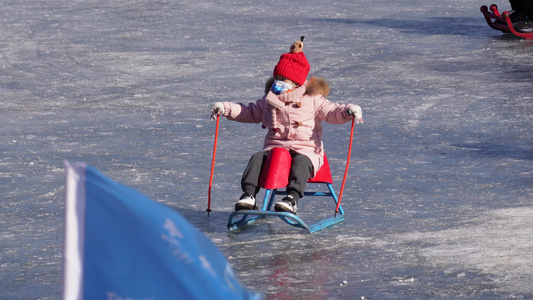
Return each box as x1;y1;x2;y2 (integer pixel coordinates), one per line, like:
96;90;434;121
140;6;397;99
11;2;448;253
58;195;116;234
211;38;363;214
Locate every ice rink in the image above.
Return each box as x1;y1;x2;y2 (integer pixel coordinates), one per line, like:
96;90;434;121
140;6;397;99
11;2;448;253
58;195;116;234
1;0;532;298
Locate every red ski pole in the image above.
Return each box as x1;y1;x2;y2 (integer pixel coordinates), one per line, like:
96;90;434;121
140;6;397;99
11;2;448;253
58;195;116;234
335;117;355;217
207;114;220;216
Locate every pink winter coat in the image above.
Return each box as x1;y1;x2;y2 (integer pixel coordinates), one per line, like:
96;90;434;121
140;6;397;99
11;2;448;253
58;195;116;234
222;81;352;177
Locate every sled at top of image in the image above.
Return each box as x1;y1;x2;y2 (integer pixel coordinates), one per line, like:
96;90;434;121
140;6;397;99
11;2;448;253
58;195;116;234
480;4;533;40
227;147;346;233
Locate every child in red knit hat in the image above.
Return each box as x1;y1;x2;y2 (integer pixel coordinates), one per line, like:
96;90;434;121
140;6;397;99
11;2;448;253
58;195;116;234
212;37;363;213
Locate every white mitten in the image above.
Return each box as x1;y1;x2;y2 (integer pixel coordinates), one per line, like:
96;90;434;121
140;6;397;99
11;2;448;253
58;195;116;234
211;102;225;120
345;104;363;124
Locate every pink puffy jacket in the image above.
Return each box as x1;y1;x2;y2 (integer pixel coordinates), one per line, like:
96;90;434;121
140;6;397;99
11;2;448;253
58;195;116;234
222;81;352;177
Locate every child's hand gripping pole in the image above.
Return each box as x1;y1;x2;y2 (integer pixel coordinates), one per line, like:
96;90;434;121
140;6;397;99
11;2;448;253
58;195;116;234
207;113;220;216
335;117;356;217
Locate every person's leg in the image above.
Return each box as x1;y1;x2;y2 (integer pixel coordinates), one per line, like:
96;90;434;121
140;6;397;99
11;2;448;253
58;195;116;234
241;150;269;196
524;0;533;16
509;0;530;21
236;150;269;210
275;151;313;213
508;0;533;32
509;0;522;11
286;152;313;200
513;0;533;32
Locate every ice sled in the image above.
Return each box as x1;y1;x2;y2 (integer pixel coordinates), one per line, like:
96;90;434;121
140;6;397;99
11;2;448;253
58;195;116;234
480;4;533;40
227;147;346;233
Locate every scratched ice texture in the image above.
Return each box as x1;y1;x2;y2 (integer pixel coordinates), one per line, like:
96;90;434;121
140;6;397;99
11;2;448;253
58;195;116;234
1;0;532;299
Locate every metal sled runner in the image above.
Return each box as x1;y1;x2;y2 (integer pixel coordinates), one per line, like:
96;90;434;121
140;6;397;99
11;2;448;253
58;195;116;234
227;147;346;233
480;4;533;40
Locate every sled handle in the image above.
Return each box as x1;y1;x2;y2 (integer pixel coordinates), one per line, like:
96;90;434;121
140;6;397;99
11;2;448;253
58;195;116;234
207;114;220;216
335;117;355;217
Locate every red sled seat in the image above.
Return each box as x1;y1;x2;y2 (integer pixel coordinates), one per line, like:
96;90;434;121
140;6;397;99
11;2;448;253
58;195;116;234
258;147;332;189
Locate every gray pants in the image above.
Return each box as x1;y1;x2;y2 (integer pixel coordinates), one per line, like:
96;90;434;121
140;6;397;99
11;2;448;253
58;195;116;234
241;150;313;201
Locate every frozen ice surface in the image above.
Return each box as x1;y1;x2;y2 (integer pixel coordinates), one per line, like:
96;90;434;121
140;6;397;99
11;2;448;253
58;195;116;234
1;0;532;299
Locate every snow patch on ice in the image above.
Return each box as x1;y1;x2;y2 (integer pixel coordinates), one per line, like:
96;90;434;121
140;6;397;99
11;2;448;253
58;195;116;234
392;207;533;294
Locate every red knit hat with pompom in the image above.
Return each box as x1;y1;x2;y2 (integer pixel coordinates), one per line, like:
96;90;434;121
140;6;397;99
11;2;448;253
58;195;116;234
273;37;310;86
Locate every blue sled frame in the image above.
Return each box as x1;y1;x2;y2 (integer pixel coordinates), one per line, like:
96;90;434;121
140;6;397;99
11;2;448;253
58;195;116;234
227;183;345;233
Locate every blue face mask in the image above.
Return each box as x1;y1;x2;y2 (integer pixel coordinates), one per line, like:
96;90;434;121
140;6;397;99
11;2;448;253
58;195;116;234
271;80;294;94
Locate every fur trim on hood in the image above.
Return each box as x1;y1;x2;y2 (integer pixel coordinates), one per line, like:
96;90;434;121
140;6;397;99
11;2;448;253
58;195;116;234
264;76;330;97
